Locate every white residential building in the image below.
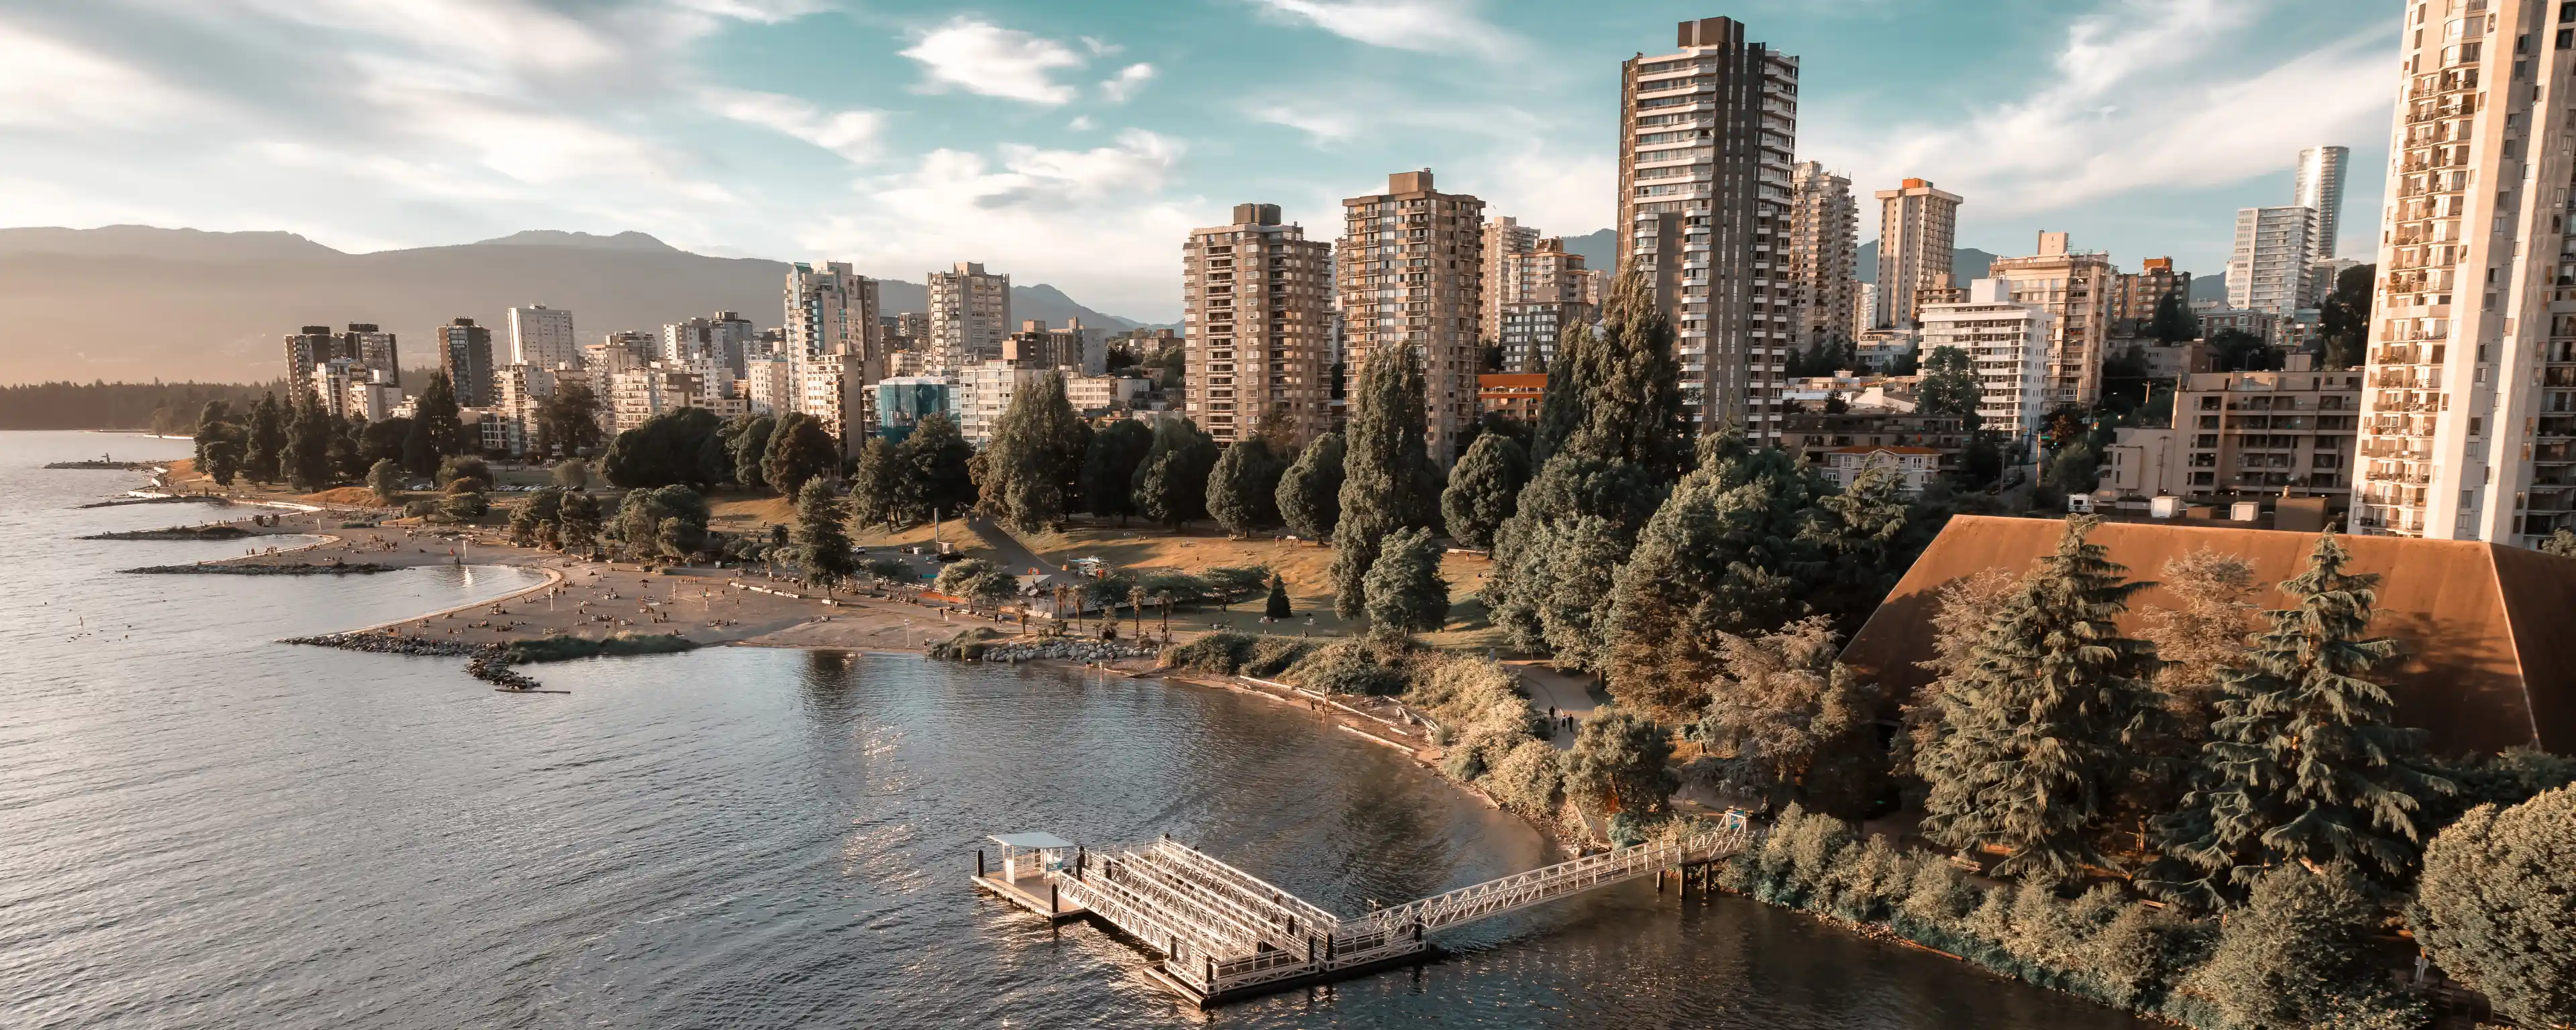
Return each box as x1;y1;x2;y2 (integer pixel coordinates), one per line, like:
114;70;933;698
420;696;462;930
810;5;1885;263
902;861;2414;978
1874;178;1964;329
928;261;1010;369
954;359;1051;445
508;305;578;368
2227;206;2319;316
742;353;796;416
2293;145;2349;262
1065;374;1153;413
1917;278;2049;441
797;353;869;458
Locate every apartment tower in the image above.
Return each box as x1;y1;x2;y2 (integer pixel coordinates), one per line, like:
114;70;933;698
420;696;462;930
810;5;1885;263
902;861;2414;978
1480;215;1542;343
1986;231;2114;408
1341;170;1484;465
2356;2;2576;545
508;305;577;368
784;261;881;455
1493;238;1594;372
1182;205;1333;447
928;262;1010;369
1874;178;1963;329
1786;162;1859;357
2227;206;2320;315
2294;144;2350;261
437;318;495;407
1617;16;1800;439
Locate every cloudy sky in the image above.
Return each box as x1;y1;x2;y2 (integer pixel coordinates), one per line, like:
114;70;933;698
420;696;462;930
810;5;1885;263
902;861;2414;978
0;0;2393;321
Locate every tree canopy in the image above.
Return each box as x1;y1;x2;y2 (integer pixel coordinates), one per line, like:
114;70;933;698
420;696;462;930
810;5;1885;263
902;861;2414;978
1131;416;1219;529
1276;431;1346;540
1207;438;1287;537
1441;431;1529;550
1332;344;1441;618
978;372;1091;532
2410;786;2576;1029
1081;419;1157;523
761;410;840;498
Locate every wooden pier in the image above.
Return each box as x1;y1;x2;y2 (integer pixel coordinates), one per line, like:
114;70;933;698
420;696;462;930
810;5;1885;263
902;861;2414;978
975;813;1758;1007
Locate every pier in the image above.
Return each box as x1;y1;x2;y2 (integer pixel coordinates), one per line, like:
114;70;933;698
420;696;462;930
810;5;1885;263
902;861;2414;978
974;813;1759;1007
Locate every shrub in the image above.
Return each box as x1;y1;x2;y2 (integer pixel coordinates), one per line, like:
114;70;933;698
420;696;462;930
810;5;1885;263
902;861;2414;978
1281;636;1424;696
2188;866;2424;1030
2412;786;2576;1029
1240;636;1313;678
1483;740;1564;820
1166;631;1258;674
503;632;698;664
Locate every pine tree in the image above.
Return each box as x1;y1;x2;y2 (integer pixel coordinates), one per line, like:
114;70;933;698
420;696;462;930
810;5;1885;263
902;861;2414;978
1362;526;1449;633
761;411;839;498
847;437;901;530
1332;345;1440;618
1440;431;1528;549
1801;463;1923;635
1275;431;1346;540
1130;416;1218;529
1080;419;1155;523
1917;346;1983;431
244;392;286;483
788;479;857;595
1917;516;2168;880
2150;534;2455;904
1205;438;1285;537
280;394;337;492
979;372;1089;532
727;414;775;493
1265;573;1292;620
2411;786;2576;1029
896;412;977;524
2190;866;2425;1030
413;371;463;457
191;400;233;467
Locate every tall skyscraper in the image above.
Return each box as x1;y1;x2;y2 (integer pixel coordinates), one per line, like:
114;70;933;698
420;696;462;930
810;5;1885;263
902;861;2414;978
927;262;1010;369
1617;15;1800;440
784;261;881;455
1340;170;1484;465
1874;178;1962;329
282;325;338;400
1986;232;2114;408
1492;238;1593;372
1786;162;1858;357
2293;145;2349;261
341;323;399;382
2226;206;2319;315
436;318;494;407
508;305;577;368
2357;6;2572;545
1479;215;1542;343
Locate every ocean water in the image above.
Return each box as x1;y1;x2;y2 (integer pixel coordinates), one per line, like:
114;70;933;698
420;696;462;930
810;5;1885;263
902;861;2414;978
0;431;2153;1029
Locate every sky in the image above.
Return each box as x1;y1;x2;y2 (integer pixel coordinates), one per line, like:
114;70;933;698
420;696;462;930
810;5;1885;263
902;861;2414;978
0;0;2397;322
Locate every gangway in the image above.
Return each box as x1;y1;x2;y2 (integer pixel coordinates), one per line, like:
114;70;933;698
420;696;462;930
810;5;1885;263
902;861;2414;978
973;812;1759;1006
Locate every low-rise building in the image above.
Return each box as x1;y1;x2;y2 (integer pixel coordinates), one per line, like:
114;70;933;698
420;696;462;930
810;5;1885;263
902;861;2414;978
1853;329;1917;374
1821;445;1941;495
1917;279;2049;441
1004;319;1105;375
2198;306;2282;346
608;363;706;434
741;354;795;416
1064;373;1152;414
1477;373;1546;424
2110;369;2360;503
1781;411;1969;477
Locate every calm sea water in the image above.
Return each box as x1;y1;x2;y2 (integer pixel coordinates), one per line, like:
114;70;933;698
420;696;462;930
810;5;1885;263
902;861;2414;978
0;431;2154;1029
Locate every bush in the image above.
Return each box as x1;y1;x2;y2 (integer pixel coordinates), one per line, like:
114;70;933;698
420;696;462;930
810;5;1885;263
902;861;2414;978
437;455;493;492
404;499;439;519
1484;739;1564;820
438;490;489;522
1281;635;1427;696
2190;866;2424;1030
502;632;698;664
1166;631;1258;674
2412;786;2576;1029
1240;636;1313;678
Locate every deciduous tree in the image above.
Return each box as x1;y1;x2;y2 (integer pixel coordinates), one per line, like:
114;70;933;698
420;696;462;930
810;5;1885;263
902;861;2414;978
1695;618;1882;817
2411;786;2576;1029
761;410;839;498
895;412;977;524
368;458;404;505
978;373;1091;532
722;414;774;491
1564;706;1677;822
1081;419;1155;524
1131;416;1218;530
1206;439;1285;537
1917;346;1982;431
2189;866;2424;1030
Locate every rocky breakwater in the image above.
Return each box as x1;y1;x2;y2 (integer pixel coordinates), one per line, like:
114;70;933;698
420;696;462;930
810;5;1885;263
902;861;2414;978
974;638;1163;664
121;561;394;575
80;525;254;541
282;632;547;691
45;460;163;470
78;495;229;509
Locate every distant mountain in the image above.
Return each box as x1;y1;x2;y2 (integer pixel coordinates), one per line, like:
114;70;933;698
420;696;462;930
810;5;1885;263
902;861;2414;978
2190;270;2230;302
0;226;1154;384
1559;229;1616;272
1853;242;1997;286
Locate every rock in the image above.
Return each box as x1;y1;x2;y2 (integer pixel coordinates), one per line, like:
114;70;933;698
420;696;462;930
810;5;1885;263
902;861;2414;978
121;562;396;575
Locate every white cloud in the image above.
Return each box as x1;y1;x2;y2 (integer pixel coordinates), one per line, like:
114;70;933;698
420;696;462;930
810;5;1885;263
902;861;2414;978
1250;105;1358;144
1474;146;1615;234
704;88;884;162
900;17;1087;106
1247;0;1517;59
1068;115;1097;131
1099;63;1156;103
0;21;200;130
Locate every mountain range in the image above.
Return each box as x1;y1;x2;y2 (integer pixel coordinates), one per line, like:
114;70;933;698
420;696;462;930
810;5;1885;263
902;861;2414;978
0;227;1158;385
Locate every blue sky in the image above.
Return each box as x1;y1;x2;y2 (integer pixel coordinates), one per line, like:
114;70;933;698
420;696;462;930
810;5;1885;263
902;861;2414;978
0;0;2393;321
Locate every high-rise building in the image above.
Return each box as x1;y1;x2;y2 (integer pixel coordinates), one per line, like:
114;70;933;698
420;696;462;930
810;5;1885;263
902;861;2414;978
955;359;1053;445
927;262;1010;369
1917;279;2050;441
1874;178;1963;329
1340;172;1484;464
343;324;400;381
507;305;577;368
1479;215;1542;341
1854;284;1879;342
2114;257;2194;323
282;326;339;400
1491;237;1593;371
2355;7;2576;545
1786;162;1858;357
2293;145;2349;262
1004;319;1104;375
1617;16;1800;439
1186;203;1335;447
436;318;494;407
2227;206;2319;316
1986;231;2115;408
784;261;882;455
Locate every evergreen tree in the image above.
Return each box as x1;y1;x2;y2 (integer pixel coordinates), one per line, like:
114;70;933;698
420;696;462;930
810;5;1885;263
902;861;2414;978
761;411;839;498
1275;431;1346;540
1362;526;1448;633
2410;786;2576;1029
1535;514;1629;672
532;380;603;458
2150;534;2454;903
280;395;337;492
1802;463;1924;636
191;400;233;466
413;371;463;457
1265;573;1292;620
244;392;286;483
1564;706;1678;821
1206;439;1285;537
1440;431;1529;549
1131;416;1219;529
2190;866;2424;1030
848;437;902;530
202;437;243;486
896;412;977;524
2542;528;2576;558
331;413;368;479
1081;419;1156;523
557;490;602;554
1917;516;2168;880
507;487;564;546
979;373;1090;532
787;479;857;595
1331;345;1440;618
727;414;776;493
1694;618;1882;816
1917;346;1982;431
2147;290;2200;344
368;458;404;505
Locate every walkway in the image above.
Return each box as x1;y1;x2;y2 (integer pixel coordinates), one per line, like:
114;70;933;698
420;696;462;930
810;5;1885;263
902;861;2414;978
1505;661;1601;749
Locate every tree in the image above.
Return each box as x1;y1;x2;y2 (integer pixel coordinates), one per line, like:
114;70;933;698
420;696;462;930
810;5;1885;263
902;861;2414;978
896;412;977;524
1081;419;1156;523
2317;264;2375;370
400;412;437;477
2189;866;2424;1030
1331;345;1440;618
201;437;244;486
2209;329;2277;373
2147;290;2199;345
532;380;603;458
244;392;286;483
1801;463;1924;636
2542;528;2576;558
1916;516;2168;880
1897;567;2019;779
1563;706;1677;821
2411;786;2576;1029
786;479;857;594
1276;431;1346;540
1362;526;1448;633
437;455;493;492
1206;439;1286;537
847;437;902;530
2151;534;2454;904
368;459;404;505
602;407;726;489
2043;439;2100;497
330;413;369;479
1441;431;1529;549
608;485;710;562
1917;346;1982;431
280;395;337;492
721;414;775;492
551;459;590;492
761;411;839;498
557;490;602;554
439;490;489;522
1131;416;1219;529
1265;573;1292;620
979;373;1091;532
1694;618;1882;817
413;371;463;457
508;486;564;546
2135;547;2256;707
191;400;233;467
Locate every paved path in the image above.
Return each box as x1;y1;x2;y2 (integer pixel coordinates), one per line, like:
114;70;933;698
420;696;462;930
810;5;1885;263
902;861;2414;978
1505;661;1601;749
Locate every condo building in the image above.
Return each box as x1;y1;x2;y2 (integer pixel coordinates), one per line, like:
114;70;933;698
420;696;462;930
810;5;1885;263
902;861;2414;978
2228;205;2321;316
1340;172;1484;463
928;262;1010;369
1491;237;1595;371
2294;144;2350;262
1986;231;2114;408
1480;215;1542;340
1874;178;1963;329
508;305;577;368
1184;203;1334;447
785;261;882;455
2114;257;2195;323
1617;15;1801;440
1786;162;1860;357
437;317;495;407
1917;278;2050;441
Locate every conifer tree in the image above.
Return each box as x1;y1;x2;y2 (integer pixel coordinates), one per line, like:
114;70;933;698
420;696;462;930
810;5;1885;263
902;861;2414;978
1130;416;1218;529
847;437;901;530
1917;346;1982;431
191;400;233;466
2190;866;2425;1030
244;392;286;483
2411;787;2576;1029
557;490;602;554
788;479;857;595
1265;573;1292;620
1801;463;1923;635
1362;526;1448;633
727;414;775;493
280;395;337;492
413;371;463;457
1331;345;1439;617
1917;516;2168;880
2150;534;2454;903
1275;431;1346;540
368;458;404;505
1205;438;1285;537
1080;419;1155;523
895;412;976;523
1440;431;1528;549
978;373;1089;532
761;411;839;498
331;412;368;479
